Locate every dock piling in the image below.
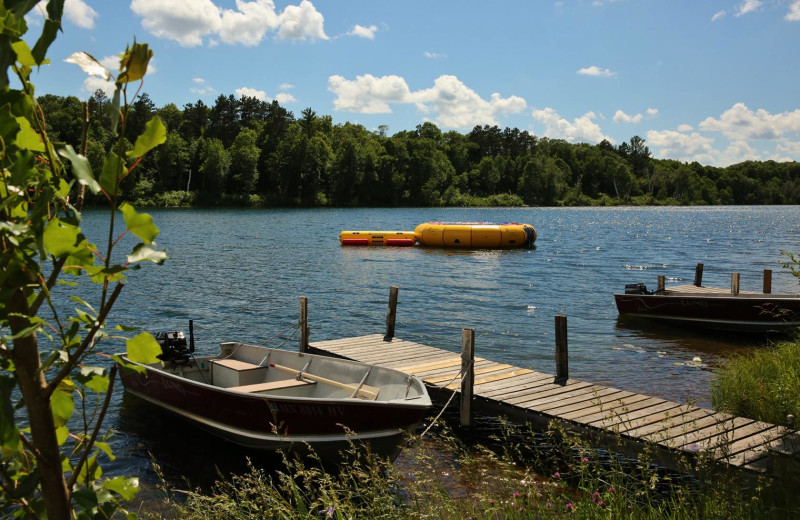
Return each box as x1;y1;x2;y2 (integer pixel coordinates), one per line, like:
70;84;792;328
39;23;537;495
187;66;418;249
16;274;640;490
731;273;740;295
555;315;568;384
694;263;704;287
460;328;475;427
657;275;665;293
763;269;772;294
385;286;399;340
299;296;309;353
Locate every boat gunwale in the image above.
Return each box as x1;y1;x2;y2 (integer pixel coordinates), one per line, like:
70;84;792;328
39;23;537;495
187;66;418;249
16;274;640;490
118;350;432;409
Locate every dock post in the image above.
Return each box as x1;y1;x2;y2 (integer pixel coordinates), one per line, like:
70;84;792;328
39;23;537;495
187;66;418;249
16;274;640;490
460;328;475;428
555;315;568;384
385;286;399;340
694;263;704;287
657;275;665;293
763;269;772;294
731;273;740;295
299;296;308;353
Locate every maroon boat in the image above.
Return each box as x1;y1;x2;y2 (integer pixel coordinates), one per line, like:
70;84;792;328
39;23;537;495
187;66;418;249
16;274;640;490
118;330;431;460
614;283;800;333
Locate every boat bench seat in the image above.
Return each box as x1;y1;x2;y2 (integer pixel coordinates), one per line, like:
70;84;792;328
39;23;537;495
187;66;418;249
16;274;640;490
211;358;262;371
229;379;316;393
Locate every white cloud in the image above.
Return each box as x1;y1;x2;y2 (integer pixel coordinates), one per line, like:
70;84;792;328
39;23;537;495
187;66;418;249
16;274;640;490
190;85;217;95
278;0;328;40
28;0;98;28
424;51;446;59
711;10;726;21
413;75;527;128
236;87;267;100
347;24;377;39
532;107;612;144
613;108;657;124
577;65;615;77
777;140;800;155
328;74;412;114
65;0;98;29
677;123;694;132
327;73;526;128
275;92;296;104
130;0;326;47
787;0;800;21
193;77;206;84
279;83;295;90
83;75;116;97
219;0;280;46
646;129;718;164
613;110;643;124
718;140;761;164
734;0;762;17
698;102;800;140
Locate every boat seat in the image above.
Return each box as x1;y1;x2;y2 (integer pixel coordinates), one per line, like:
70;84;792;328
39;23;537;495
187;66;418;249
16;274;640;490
211;358;261;371
229;379;316;393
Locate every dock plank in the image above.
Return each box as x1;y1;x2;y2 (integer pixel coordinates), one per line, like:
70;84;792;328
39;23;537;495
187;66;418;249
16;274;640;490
310;334;800;478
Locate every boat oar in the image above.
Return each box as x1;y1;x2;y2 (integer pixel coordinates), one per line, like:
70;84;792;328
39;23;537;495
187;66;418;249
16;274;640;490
268;363;380;400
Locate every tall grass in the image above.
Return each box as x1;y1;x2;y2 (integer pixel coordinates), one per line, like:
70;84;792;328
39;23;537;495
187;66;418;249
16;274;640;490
712;337;800;425
164;420;791;520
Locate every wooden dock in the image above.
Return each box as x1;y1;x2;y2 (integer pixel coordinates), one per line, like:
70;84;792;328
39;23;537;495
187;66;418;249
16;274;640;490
309;333;800;479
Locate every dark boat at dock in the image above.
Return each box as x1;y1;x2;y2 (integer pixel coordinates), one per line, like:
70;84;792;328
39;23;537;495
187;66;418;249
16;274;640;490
614;283;800;333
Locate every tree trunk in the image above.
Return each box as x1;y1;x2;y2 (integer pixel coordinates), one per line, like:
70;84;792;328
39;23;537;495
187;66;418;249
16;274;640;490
9;290;71;520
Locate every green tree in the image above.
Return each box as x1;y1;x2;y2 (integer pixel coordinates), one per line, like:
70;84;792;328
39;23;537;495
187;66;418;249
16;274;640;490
1;8;166;517
228;128;260;194
155;131;191;191
200;138;231;195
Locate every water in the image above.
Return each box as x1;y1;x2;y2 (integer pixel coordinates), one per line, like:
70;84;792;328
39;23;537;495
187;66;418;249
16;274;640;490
72;206;799;487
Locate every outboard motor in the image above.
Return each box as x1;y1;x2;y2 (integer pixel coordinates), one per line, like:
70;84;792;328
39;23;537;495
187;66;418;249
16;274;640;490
624;283;650;295
156;321;196;366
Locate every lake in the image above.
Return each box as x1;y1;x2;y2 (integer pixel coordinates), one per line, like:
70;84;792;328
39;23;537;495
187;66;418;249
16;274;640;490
75;205;799;486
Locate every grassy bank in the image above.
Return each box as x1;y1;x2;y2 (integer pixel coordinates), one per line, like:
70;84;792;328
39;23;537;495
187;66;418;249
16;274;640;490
152;420;795;520
712;336;800;426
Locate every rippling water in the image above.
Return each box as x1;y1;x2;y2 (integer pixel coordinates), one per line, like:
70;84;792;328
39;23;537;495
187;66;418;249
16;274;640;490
74;206;799;485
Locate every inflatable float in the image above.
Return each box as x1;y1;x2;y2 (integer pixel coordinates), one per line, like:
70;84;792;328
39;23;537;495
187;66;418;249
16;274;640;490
339;222;536;248
415;222;536;248
339;231;416;246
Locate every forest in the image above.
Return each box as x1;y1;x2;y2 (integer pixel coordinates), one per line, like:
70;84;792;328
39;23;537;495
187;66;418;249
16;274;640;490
39;91;800;207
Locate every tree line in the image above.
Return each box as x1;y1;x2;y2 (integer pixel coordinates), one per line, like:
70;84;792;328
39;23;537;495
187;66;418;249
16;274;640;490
39;91;800;207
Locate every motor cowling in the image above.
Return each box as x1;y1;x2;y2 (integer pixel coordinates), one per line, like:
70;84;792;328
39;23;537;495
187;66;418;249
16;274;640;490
156;331;191;365
624;283;649;295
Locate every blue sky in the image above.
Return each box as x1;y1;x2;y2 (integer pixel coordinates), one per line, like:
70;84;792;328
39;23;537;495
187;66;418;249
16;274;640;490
23;0;800;166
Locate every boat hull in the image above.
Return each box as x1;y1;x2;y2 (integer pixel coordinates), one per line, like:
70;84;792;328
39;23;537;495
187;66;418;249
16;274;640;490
118;348;431;459
614;293;800;332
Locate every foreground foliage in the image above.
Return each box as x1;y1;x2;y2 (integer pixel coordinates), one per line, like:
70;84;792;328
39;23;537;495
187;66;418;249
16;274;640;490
169;422;792;520
1;2;165;517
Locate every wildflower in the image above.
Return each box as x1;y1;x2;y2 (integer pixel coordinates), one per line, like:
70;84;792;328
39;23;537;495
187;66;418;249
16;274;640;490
319;506;335;518
546;502;552;508
553;471;560;478
597;500;606;508
609;485;616;493
582;457;590;463
592;491;601;503
565;502;575;512
513;491;522;499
